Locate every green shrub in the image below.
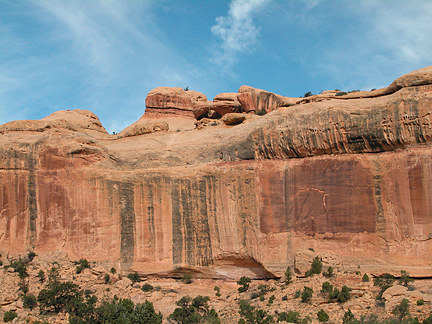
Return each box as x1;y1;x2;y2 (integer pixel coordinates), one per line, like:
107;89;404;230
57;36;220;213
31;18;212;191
3;310;17;322
237;276;251;293
256;109;267;116
323;267;334;278
23;293;37;310
392;298;410;323
37;269;45;282
336;91;348;96
417;299;424;306
238;300;273;324
38;281;83;314
423;315;432;324
127;272;141;283
142;283;154;292
301;287;313;303
304;269;313;277
278;310;301;323
110;267;116;274
339;285;352;303
305;256;322;277
304;92;313;98
168;295;219;324
362;273;369;282
342;309;358;324
311;256;322;274
267;295;275;306
104;273;110;284
69;298;162;324
321;282;333;294
257;284;271;298
328;285;351;303
214;286;221;297
302;316;312;324
76;259;90;274
181;273;193;284
10;258;28;279
294;290;301;298
374;273;395;299
28;251;36;262
317;309;329;322
399;270;414;287
284;266;293;284
48;265;61;283
19;280;29;295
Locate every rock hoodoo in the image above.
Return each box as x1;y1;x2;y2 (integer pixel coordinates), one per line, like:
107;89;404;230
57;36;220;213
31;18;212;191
1;67;432;279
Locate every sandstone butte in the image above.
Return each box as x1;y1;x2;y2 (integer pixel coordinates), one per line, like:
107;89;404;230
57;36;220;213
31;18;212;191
1;66;432;280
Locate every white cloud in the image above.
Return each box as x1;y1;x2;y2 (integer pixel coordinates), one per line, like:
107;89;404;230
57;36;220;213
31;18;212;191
369;1;432;66
211;0;269;70
0;1;202;133
308;1;432;91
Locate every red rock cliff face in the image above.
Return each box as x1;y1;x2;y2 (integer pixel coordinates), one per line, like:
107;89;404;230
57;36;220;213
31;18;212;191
1;67;432;278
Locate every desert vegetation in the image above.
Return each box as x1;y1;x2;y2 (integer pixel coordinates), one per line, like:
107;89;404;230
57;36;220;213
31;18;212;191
0;254;431;324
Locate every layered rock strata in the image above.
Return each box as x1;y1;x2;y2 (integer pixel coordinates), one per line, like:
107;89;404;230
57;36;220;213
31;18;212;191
1;67;432;279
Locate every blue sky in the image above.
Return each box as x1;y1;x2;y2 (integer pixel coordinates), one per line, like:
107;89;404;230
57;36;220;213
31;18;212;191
1;0;432;134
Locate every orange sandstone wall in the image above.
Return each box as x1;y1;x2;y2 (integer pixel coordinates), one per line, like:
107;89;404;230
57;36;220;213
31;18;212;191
3;147;432;277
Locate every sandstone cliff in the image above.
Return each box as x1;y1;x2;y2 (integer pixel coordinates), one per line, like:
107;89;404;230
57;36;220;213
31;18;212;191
1;67;432;279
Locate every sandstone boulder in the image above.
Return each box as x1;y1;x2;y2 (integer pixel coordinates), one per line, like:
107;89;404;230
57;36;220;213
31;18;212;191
382;285;432;303
114;277;133;290
144;87;207;119
221;113;250;125
0;109;109;137
194;118;222;130
294;249;317;274
211;92;242;116
237;85;297;113
116;120;169;138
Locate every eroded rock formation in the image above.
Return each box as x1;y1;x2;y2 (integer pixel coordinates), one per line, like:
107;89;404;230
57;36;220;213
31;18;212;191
1;67;432;279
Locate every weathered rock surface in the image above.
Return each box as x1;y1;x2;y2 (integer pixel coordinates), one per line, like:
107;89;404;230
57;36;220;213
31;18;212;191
220;113;252;125
211;92;242;116
116;120;169;138
237;85;297;113
144;87;207;119
1;67;432;279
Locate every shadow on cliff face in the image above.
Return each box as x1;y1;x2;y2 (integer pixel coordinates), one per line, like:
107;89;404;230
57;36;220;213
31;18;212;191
155;257;279;280
143;256;279;280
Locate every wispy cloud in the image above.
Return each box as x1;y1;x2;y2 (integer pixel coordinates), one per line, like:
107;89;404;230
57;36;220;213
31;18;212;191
0;1;200;133
369;1;432;67
210;0;269;71
302;1;432;91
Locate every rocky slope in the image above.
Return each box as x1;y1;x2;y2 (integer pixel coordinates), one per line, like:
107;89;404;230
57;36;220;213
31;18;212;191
1;256;432;324
1;67;432;280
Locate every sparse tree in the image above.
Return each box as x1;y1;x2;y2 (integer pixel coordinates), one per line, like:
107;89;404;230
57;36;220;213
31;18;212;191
237;276;251;293
392;298;410;323
285;266;293;284
399;270;414;287
301;287;313;303
317;309;329;322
